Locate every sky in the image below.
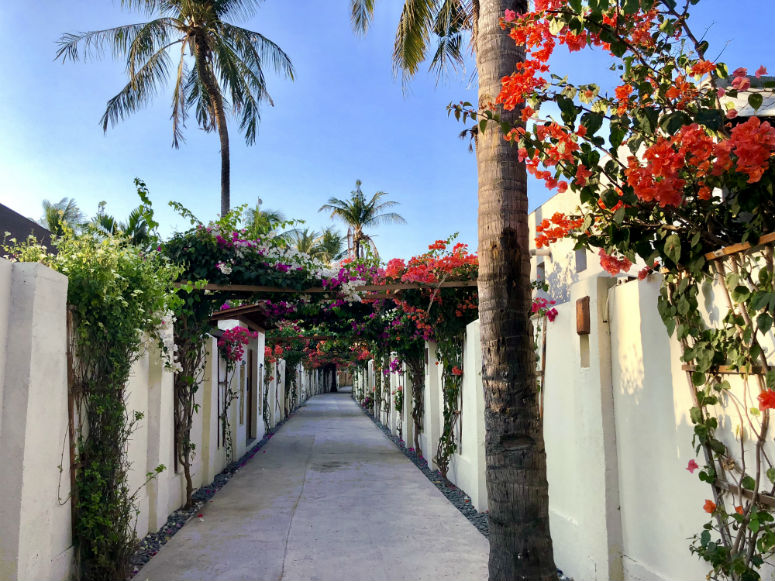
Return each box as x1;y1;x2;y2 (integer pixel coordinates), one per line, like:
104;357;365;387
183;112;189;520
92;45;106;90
0;0;772;260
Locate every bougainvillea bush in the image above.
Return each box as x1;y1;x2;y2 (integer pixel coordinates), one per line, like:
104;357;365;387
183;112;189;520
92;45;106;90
450;0;775;577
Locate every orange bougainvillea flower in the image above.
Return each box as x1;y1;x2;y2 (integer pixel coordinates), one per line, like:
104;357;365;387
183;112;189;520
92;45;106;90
758;389;775;410
703;499;717;514
735;506;745;515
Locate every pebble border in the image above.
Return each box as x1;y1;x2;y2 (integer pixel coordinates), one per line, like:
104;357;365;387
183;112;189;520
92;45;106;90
128;406;303;579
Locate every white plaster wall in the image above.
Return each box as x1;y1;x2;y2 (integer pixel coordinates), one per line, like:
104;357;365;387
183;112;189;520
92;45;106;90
610;276;775;581
126;350;152;538
543;275;623;581
446;320;488;511
0;261;72;581
420;342;441;467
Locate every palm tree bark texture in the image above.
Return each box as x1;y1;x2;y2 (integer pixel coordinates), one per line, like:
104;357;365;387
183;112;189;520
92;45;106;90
476;1;556;579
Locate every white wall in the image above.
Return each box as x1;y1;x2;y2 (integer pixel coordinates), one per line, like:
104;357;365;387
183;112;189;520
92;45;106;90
0;261;72;581
0;258;318;581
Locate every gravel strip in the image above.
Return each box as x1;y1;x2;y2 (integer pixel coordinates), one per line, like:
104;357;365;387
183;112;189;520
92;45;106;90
128;407;302;579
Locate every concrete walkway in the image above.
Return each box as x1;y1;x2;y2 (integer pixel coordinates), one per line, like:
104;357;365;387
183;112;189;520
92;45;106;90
137;391;489;581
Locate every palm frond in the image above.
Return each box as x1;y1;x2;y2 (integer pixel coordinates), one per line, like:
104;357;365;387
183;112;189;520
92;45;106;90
221;23;294;81
393;0;437;84
170;41;189;147
56;19;177;63
428;0;469;81
184;66;216;131
365;211;407;226
100;41;180;131
212;0;264;21
351;0;376;34
211;35;268;144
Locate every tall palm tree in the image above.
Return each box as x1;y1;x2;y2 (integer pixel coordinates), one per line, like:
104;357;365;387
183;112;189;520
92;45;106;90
40;197;84;236
319;180;405;259
57;0;294;217
351;2;557;579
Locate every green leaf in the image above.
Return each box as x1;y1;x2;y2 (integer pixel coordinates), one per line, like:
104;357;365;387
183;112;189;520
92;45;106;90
742;475;756;490
695;108;724;131
610;40;627;57
757;312;773;333
692;371;706;386
581;112;604;135
664;234;681;264
613;206;626;225
690;406;703;424
748;93;764;110
557;96;578;125
749;518;760;533
636;108;659;135
709;438;726;454
479;119;488;134
767;467;775;484
731;286;751;303
750;291;775;311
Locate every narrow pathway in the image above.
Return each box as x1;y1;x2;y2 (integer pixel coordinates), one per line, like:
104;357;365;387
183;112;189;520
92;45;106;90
137;391;489;581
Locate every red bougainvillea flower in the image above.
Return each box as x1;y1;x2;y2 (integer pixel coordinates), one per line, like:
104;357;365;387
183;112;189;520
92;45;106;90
451;366;463;376
686;459;699;473
758;389;775;410
703;499;717;514
599;249;632;275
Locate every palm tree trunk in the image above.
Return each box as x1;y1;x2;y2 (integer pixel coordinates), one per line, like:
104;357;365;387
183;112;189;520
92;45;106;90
475;1;557;579
193;37;231;217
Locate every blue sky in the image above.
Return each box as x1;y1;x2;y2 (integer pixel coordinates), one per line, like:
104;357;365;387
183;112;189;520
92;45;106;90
0;0;772;260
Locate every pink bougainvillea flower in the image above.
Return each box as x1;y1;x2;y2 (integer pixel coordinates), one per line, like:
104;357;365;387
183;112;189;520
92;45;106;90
758;389;775;410
731;76;751;91
703;499;717;514
686;459;699;473
717;87;726;97
732;67;748;78
504;8;516;22
451;366;464;376
726;109;738;119
755;65;768;78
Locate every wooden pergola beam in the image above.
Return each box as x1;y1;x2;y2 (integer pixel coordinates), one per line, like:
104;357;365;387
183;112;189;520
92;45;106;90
704;232;775;262
177;280;478;294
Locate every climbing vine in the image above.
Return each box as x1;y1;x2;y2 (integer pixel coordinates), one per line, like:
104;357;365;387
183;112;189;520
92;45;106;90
7;229;181;581
217;326;258;462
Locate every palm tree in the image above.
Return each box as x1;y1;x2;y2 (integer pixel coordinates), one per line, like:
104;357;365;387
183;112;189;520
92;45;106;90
57;0;294;217
87;202;153;248
318;227;347;263
289;228;322;257
243;203;286;237
319;180;405;259
351;2;557;579
40;198;84;236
